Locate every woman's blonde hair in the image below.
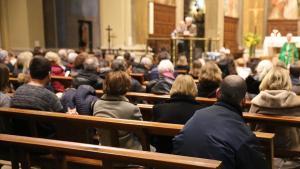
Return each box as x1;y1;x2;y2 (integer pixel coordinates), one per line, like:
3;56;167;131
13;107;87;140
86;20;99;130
17;51;33;73
45;51;62;65
259;66;292;91
198;61;222;83
170;75;198;97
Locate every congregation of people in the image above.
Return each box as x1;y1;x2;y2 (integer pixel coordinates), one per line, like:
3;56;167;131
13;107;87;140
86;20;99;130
1;45;300;169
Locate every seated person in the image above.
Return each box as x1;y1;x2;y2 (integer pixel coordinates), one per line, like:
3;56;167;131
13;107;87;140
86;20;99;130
152;75;206;153
189;59;202;79
197;62;222;98
290;61;300;95
217;58;237;78
12;51;33;88
250;66;300;169
245;60;273;97
0;64;10;107
45;51;65;93
173;75;267;169
70;52;88;77
149;51;171;81
73;56;103;89
175;55;189;74
111;59;145;93
147;59;175;95
11;57;63;138
0;64;10;133
93;71;143;150
132;56;153;81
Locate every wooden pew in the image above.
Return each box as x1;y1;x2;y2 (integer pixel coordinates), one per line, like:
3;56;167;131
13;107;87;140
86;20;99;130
95;90;251;108
9;76;73;89
137;103;300;167
0;134;222;169
0;107;274;169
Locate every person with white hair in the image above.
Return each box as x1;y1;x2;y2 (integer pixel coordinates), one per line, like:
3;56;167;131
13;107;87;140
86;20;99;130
66;52;78;71
146;59;175;94
132;56;153;81
73;56;103;89
58;49;68;66
245;59;273;98
0;50;8;64
279;33;299;66
184;16;197;37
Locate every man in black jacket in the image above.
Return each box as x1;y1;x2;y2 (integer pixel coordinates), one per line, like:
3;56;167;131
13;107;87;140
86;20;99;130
173;75;267;169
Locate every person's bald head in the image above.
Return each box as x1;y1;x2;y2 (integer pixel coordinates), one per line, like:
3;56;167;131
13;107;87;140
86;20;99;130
217;75;247;105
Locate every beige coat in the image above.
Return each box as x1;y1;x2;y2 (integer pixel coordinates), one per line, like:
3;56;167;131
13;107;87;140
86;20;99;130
249;90;300;150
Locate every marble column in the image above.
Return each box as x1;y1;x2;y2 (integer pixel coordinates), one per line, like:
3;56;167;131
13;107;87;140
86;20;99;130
204;0;224;49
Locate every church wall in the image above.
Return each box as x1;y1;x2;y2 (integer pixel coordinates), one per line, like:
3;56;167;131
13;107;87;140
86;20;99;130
132;0;148;45
100;0;132;48
27;0;45;48
0;0;45;50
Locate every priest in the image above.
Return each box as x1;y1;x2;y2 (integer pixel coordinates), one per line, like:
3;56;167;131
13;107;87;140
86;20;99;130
279;33;299;66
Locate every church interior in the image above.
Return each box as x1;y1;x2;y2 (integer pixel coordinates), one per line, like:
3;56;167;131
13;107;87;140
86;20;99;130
0;0;300;169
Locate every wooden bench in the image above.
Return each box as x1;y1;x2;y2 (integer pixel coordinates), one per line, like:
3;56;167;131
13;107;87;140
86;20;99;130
137;103;300;166
9;76;73;89
0;107;274;169
95;90;251;108
0;134;222;169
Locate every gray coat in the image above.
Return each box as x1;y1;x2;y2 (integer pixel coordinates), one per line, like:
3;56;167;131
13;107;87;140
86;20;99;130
250;90;300;150
93;94;142;150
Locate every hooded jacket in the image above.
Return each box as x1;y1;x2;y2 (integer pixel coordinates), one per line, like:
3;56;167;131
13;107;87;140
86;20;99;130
250;90;300;150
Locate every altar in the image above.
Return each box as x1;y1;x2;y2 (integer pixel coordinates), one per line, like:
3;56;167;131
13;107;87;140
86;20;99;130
263;36;300;56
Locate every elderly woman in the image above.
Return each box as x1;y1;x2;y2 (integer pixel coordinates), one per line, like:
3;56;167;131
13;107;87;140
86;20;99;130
197;61;222;98
93;71;143;150
146;59;175;94
152;75;206;153
250;66;300;169
246;60;273;97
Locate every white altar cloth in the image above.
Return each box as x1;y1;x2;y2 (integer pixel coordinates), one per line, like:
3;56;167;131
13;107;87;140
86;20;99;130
263;36;300;56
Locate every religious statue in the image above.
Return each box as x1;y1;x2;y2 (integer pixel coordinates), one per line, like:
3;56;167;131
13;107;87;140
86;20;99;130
279;33;299;66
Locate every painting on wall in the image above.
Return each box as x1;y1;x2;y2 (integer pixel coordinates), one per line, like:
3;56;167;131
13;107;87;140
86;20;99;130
224;0;239;18
269;0;299;19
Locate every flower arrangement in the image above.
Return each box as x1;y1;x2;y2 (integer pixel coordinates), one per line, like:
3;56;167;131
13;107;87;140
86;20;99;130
244;32;261;57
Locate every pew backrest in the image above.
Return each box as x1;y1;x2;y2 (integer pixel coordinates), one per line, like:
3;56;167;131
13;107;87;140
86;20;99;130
0;107;274;169
0;134;222;169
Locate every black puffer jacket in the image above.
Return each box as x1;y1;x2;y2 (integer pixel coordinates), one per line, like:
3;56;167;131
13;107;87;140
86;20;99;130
73;70;103;89
61;85;98;115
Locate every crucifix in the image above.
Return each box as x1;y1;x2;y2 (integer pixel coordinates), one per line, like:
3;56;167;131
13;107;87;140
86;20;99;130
106;25;113;52
249;1;264;33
